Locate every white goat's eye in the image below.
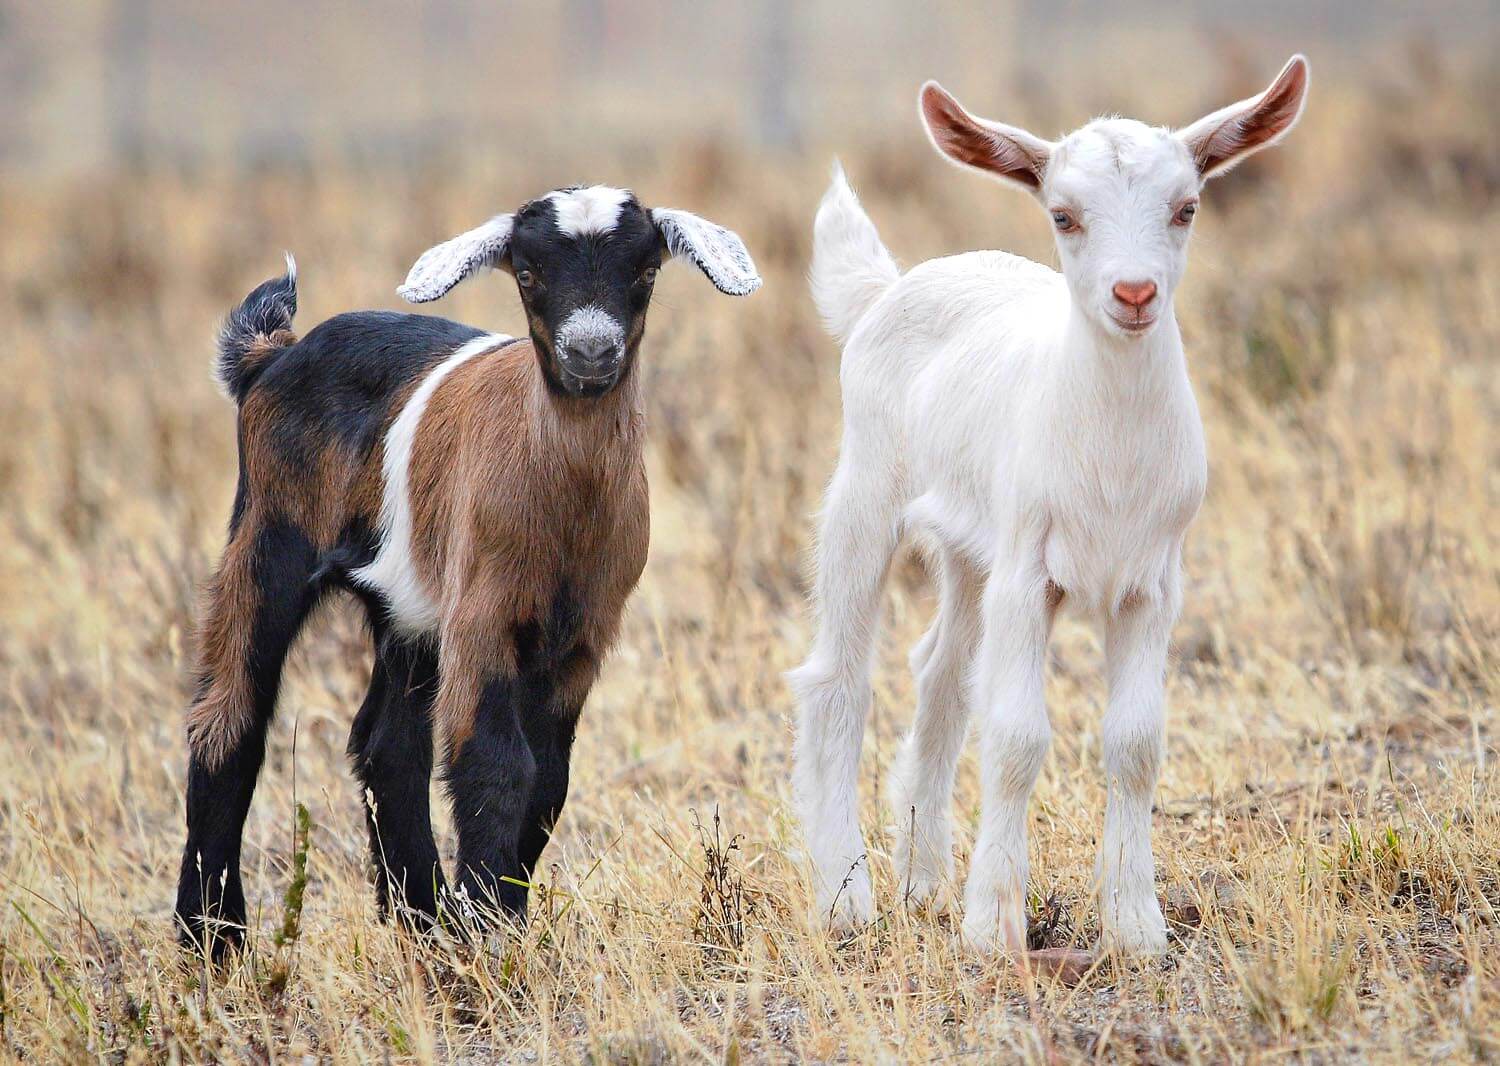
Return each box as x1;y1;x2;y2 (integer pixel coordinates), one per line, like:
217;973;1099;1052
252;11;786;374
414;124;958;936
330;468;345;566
516;269;537;288
1174;201;1198;226
1051;209;1079;233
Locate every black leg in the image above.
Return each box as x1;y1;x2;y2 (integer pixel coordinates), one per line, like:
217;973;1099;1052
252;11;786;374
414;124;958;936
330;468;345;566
517;706;581;879
347;632;446;925
445;675;538;922
175;522;320;958
176;719;270;959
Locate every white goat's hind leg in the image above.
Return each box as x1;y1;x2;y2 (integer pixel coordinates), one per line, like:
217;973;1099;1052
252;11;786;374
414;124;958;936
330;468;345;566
1096;588;1174;954
889;548;982;911
789;458;902;928
961;569;1054;954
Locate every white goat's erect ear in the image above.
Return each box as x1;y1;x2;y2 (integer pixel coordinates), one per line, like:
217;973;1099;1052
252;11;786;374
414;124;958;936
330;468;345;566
1177;55;1311;179
397;213;515;303
919;81;1053;193
651;209;762;296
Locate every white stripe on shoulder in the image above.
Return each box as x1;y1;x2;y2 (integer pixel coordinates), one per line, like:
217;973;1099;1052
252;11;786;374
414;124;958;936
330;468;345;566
547;186;630;237
351;332;512;635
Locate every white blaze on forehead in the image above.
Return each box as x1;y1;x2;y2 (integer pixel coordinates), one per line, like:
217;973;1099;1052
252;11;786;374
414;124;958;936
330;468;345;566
351;333;512;635
556;305;626;352
1049;120;1197;196
546;186;631;236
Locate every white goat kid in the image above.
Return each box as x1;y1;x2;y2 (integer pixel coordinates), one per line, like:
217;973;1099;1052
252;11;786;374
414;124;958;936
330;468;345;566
790;57;1309;954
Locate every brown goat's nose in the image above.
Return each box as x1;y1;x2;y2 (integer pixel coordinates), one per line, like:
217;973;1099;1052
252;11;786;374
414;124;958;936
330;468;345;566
1112;280;1158;309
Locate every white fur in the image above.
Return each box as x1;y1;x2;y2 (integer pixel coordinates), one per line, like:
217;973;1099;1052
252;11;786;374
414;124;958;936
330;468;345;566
652;208;763;296
809;162;899;344
547;186;630;237
790;60;1307;954
399;215;514;303
555;304;625;354
352;333;512;635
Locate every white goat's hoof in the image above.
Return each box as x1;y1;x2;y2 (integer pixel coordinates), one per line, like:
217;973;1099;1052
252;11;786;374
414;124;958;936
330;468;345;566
1099;900;1170;956
960;907;1028;957
897;872;955;915
817;867;875;931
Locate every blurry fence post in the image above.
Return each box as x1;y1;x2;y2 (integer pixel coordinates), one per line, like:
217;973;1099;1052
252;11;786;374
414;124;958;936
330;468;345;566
569;0;606;73
106;0;151;166
756;0;799;150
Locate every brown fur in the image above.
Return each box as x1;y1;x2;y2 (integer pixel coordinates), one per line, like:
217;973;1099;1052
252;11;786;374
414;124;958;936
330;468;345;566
188;336;649;767
186;366;394;769
184;516;263;767
188;329;300;767
236;387;384;549
232;329;297;389
405;340;650;753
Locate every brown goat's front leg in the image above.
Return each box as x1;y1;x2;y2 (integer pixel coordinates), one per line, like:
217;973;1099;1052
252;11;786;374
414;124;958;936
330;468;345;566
516;703;580;879
516;650;596;878
443;671;539;924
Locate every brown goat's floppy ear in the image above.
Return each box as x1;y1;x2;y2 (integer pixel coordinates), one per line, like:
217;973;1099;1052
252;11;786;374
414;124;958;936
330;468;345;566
919;81;1053;193
398;213;515;303
1176;55;1310;178
651;209;762;296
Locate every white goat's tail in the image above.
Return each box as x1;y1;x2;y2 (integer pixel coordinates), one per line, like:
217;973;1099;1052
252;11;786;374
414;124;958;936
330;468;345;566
809;161;900;345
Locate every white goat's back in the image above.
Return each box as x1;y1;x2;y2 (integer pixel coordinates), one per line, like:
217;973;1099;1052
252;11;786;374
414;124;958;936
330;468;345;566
809;163;900;345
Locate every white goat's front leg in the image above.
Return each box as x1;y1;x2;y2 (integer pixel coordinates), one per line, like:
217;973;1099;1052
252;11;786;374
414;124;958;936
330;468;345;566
1095;579;1177;955
788;457;903;928
961;567;1055;954
889;547;982;911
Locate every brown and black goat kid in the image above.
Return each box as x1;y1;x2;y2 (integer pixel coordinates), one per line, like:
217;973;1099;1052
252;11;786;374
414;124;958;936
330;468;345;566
176;187;760;956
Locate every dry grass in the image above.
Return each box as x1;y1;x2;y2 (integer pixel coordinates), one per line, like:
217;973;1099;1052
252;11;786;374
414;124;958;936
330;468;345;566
1;52;1497;1064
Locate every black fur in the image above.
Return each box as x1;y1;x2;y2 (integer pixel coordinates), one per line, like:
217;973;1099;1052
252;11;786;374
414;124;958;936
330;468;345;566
347;626;446;924
256;311;487;467
443;587;589;924
447;674;540;919
175;521;324;957
216;263;298;402
509;194;661;398
180;264;613;955
518;701;581;880
180;297;493;953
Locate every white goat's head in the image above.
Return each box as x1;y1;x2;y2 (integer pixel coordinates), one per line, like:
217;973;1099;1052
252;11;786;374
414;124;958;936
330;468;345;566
919;56;1309;341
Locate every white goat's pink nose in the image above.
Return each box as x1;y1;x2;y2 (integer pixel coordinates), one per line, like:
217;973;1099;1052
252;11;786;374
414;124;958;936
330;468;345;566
1112;280;1158;309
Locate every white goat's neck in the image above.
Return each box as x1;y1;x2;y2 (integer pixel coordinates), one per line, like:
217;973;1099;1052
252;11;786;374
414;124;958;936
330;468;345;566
1058;301;1188;400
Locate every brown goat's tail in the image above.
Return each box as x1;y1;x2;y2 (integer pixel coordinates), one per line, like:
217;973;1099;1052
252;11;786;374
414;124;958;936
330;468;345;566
214;253;299;403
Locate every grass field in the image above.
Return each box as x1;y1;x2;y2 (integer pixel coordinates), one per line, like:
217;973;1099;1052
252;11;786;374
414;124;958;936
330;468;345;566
0;49;1496;1064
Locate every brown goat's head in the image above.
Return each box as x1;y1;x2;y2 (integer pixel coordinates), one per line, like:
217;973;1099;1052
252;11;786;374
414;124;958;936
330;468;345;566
399;186;761;397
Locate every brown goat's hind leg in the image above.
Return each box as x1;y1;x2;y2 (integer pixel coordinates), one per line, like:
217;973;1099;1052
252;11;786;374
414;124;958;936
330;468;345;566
348;630;446;927
445;674;538;925
175;520;321;958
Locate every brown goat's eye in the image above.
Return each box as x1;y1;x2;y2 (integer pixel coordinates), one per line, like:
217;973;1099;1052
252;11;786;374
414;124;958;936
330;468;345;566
516;269;536;288
1051;209;1079;233
1173;201;1198;226
640;266;659;285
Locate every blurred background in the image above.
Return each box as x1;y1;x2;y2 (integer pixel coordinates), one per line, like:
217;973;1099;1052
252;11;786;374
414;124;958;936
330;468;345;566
3;1;1496;174
0;3;1496;1060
